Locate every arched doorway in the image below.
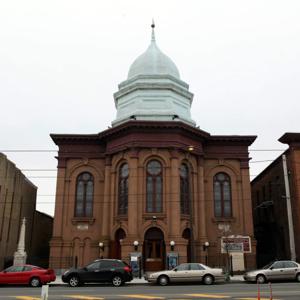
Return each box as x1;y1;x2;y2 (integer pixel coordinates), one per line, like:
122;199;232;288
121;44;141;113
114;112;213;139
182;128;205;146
143;227;165;271
110;228;126;259
182;228;192;263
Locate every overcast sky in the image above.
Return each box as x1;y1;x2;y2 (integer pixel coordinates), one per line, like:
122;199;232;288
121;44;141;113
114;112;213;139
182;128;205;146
1;0;299;216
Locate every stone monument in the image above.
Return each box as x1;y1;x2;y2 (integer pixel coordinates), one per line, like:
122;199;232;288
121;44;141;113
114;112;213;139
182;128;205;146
13;217;27;266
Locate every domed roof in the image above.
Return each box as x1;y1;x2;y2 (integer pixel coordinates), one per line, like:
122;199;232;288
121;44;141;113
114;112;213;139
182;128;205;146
127;24;180;80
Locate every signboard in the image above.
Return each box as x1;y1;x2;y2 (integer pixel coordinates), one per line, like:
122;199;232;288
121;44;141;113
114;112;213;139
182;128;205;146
167;252;178;270
221;236;251;253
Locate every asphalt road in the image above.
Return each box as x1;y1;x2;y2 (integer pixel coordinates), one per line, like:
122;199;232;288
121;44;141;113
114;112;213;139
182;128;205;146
0;282;300;300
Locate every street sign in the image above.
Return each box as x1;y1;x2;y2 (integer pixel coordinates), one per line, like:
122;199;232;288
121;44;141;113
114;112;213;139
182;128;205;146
221;236;251;253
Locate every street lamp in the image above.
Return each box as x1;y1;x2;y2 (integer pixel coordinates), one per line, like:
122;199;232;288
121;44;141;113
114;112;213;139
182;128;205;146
99;242;104;259
170;240;175;251
133;240;139;251
203;241;209;265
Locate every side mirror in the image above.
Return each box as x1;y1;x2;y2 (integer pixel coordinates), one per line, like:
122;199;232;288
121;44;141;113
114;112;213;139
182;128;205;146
174;268;177;272
270;267;274;270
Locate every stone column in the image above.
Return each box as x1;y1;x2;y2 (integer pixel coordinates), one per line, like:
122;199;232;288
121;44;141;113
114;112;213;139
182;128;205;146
128;149;139;237
52;160;66;237
197;156;207;262
14;218;27;266
101;156;111;257
169;149;180;237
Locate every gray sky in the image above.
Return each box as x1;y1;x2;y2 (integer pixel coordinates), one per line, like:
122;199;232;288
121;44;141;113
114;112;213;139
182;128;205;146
1;0;299;216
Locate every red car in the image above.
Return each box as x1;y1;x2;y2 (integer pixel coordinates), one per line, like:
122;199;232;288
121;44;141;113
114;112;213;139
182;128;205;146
0;265;56;287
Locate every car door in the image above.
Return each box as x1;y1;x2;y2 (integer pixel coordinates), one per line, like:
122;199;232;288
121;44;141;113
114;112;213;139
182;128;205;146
97;260;116;282
21;266;34;284
171;263;190;282
2;266;24;284
188;263;204;282
81;261;101;282
282;261;299;280
267;261;285;281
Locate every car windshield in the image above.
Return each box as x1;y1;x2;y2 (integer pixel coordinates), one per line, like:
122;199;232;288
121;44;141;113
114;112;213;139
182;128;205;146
262;261;275;269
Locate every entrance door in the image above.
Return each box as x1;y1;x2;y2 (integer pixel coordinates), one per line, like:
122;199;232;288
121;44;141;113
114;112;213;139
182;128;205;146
144;227;165;271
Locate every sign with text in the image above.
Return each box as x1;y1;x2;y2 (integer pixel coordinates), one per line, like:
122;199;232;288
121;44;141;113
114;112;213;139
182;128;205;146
221;236;251;253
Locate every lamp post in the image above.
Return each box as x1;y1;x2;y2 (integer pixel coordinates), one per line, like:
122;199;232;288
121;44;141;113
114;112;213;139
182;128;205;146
133;240;139;251
170;240;175;251
203;241;209;265
99;242;104;259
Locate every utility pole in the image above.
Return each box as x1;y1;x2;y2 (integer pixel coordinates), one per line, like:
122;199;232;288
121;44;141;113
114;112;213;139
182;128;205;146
282;154;296;261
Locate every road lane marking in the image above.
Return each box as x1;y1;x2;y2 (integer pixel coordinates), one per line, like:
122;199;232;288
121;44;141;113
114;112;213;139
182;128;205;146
122;295;165;299
185;294;230;299
64;296;104;300
235;298;280;300
13;297;40;300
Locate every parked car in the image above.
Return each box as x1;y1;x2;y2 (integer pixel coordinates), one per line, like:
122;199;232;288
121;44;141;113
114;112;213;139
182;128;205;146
145;263;225;286
0;264;56;287
243;260;300;283
62;259;133;287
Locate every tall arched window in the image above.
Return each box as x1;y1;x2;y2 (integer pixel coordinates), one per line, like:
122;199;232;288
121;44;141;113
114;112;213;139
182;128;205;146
180;164;190;214
118;163;128;215
75;172;94;217
146;160;162;213
214;172;232;217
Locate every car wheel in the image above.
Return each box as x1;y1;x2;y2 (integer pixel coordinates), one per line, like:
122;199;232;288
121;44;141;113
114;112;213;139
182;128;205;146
112;275;123;287
296;273;300;282
29;277;41;287
203;274;214;285
158;275;169;286
68;275;80;287
256;274;266;284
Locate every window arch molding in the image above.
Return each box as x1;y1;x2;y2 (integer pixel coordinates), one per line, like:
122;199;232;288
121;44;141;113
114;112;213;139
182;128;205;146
145;158;164;213
213;172;232;218
74;172;94;218
67;163;103;182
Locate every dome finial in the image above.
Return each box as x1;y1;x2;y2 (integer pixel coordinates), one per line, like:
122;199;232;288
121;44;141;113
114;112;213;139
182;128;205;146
151;19;155;42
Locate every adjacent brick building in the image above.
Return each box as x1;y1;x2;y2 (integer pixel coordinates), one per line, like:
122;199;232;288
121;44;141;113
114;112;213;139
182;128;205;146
50;25;257;272
0;153;53;269
251;133;300;267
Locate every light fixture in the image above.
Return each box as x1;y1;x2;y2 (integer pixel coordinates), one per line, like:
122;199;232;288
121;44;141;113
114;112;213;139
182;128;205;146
203;241;209;251
188;145;194;151
203;241;210;265
133;240;139;251
170;240;175;251
99;242;104;251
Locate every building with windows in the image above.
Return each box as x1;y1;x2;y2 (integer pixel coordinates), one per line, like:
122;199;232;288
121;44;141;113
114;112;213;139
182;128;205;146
251;133;300;267
50;25;257;272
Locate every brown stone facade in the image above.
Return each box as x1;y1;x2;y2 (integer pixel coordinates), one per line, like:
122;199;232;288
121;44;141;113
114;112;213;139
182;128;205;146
50;121;257;272
251;133;300;267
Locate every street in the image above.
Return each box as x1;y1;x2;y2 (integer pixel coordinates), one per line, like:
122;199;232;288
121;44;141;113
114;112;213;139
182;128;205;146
0;282;300;300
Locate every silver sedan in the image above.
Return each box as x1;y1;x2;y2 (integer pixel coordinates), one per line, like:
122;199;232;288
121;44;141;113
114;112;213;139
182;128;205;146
243;260;300;283
145;263;225;286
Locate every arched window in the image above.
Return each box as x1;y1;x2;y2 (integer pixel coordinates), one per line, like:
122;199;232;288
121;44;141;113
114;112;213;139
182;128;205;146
118;163;128;215
75;172;94;217
180;164;190;214
146;160;162;213
214;172;232;217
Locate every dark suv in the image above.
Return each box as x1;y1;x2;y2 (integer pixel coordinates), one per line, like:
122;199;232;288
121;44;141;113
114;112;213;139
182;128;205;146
62;259;133;287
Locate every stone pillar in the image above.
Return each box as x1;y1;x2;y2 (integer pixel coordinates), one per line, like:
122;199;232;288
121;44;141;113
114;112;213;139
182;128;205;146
101;156;112;257
14;218;27;266
197;156;207;262
52;161;66;237
128;149;139;237
169;149;180;237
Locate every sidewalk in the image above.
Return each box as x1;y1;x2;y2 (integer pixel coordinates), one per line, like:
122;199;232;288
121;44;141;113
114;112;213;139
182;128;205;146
50;275;244;286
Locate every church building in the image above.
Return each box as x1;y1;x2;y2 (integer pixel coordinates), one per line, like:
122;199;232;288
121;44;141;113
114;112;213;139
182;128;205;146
50;24;257;272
